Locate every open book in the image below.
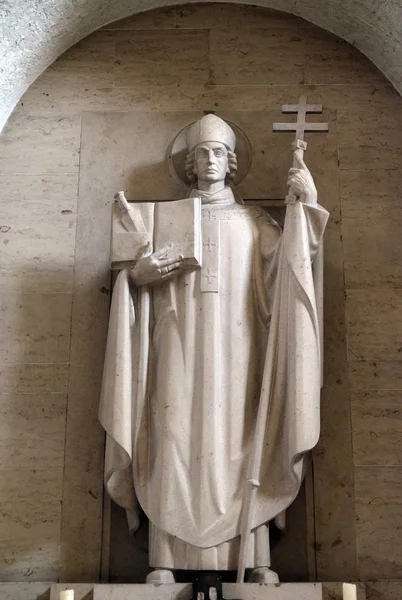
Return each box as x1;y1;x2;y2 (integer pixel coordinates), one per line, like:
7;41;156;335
111;197;202;270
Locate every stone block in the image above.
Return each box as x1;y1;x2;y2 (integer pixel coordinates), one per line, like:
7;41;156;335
350;360;402;390
146;85;269;112
0;393;67;470
114;30;210;87
176;4;295;30
345;262;402;290
366;580;402;600
304;29;384;85
0;363;68;394
176;4;244;29
351;390;402;467
0;112;81;175
355;466;402;579
265;83;402;115
20;83;269;115
45;31;115;86
0;174;78;294
313;385;357;580
0;469;63;581
341;170;402;263
104;7;177;30
0;583;51;600
346;288;402;361
210;28;305;85
93;583;322;600
338;114;402;171
0;293;72;365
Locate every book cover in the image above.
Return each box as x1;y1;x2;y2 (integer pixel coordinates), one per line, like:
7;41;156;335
153;197;202;268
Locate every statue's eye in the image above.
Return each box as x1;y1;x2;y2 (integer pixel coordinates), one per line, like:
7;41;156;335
214;150;224;157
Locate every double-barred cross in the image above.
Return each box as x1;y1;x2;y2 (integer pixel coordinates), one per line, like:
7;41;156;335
273;94;329;151
272;94;329;203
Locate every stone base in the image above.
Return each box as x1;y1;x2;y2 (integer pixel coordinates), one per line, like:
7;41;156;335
91;583;322;600
0;581;370;600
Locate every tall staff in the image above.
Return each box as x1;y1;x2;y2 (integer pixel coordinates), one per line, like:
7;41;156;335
236;95;328;583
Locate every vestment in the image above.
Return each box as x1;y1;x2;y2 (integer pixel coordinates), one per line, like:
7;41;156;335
99;187;328;570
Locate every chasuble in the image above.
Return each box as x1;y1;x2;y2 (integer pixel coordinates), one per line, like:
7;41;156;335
99;182;328;570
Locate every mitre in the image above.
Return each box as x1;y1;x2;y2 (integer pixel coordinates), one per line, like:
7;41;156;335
186;114;236;152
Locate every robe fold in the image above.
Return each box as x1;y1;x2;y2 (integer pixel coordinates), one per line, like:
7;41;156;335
99;187;329;570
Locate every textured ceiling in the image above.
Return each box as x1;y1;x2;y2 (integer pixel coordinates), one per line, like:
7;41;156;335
0;0;401;130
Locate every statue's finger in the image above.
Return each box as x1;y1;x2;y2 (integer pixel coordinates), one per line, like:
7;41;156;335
287;180;302;193
161;265;181;280
161;261;181;272
288;172;304;183
158;255;183;267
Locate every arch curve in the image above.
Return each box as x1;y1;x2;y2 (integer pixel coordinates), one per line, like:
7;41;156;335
1;0;401;131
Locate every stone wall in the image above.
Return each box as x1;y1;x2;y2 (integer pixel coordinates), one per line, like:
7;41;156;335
1;4;402;595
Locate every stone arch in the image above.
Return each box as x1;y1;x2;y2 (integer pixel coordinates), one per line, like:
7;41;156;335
1;0;402;130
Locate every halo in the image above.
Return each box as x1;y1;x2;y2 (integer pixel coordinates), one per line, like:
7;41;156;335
167;118;252;186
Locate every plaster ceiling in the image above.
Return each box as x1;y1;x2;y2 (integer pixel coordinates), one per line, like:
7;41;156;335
0;0;400;131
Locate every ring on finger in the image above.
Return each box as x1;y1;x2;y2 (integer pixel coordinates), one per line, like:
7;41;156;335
162;266;169;275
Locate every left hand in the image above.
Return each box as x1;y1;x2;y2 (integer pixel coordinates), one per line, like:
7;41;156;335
287;152;317;205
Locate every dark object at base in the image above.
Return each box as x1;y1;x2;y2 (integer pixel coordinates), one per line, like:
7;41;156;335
192;573;224;600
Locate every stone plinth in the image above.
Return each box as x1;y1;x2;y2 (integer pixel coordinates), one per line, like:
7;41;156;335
92;583;322;600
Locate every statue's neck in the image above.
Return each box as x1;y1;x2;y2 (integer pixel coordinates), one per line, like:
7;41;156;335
197;181;226;195
191;185;236;206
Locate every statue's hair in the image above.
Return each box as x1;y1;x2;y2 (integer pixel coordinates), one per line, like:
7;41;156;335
185;148;238;184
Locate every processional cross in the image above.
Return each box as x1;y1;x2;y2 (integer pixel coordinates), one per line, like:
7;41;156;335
236;95;329;584
273;93;329;138
273;94;329;203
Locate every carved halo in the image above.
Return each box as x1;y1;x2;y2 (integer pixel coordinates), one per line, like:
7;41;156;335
167;117;252;187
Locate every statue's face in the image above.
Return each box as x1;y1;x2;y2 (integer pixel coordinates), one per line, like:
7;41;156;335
194;142;229;184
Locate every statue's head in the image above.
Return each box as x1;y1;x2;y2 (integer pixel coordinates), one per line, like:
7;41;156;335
185;115;238;186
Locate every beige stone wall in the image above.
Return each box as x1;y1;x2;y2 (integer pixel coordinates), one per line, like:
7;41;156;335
1;3;402;589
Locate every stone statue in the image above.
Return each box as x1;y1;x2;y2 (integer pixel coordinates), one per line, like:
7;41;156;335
99;114;329;583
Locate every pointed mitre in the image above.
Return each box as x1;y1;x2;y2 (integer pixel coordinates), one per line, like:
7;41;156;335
186;114;236;152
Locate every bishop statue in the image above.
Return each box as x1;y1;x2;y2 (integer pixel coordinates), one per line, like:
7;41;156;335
99;114;329;583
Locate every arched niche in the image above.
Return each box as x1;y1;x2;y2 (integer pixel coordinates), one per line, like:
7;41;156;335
1;4;402;588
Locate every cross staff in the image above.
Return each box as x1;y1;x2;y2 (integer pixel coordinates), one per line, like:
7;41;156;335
236;95;328;585
273;94;329;203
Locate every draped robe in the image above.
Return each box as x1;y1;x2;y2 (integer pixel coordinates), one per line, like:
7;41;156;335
99;187;329;570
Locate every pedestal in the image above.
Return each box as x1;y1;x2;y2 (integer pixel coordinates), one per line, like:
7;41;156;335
92;583;322;600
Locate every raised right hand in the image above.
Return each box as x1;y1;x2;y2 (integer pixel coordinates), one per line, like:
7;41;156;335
130;244;183;286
